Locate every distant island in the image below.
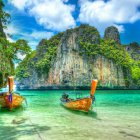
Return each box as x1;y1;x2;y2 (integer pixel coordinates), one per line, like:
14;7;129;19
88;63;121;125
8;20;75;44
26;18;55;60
0;0;139;90
15;25;140;90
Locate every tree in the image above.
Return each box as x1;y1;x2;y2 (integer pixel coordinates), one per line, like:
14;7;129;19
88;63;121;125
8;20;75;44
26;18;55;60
0;0;31;88
131;61;140;86
0;0;10;37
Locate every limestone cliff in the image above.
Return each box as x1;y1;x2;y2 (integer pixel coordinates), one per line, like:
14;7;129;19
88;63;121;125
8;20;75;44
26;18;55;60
16;25;139;90
46;30;125;88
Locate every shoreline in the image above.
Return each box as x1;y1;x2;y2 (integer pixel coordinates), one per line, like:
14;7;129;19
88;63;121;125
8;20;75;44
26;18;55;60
16;87;140;91
1;86;140;91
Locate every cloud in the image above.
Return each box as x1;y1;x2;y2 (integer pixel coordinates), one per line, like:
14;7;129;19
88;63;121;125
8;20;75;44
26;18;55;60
4;24;19;35
30;31;54;40
78;0;140;34
28;41;39;50
4;24;19;42
4;22;54;49
9;0;28;10
6;36;15;42
9;0;76;31
16;52;26;60
20;30;54;49
113;25;124;33
26;30;54;50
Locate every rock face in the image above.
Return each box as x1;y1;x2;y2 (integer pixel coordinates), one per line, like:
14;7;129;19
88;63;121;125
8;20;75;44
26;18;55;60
104;26;120;44
46;31;125;88
125;42;140;60
17;25;128;90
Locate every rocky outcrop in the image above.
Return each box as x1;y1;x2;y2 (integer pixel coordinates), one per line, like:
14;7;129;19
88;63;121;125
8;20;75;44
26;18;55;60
125;42;140;60
104;26;120;44
17;25;130;90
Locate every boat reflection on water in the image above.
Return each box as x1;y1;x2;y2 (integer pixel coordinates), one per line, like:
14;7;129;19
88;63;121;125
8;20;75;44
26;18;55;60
60;79;98;112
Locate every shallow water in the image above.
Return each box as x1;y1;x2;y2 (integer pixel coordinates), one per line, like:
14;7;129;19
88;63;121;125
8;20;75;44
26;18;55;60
0;90;140;140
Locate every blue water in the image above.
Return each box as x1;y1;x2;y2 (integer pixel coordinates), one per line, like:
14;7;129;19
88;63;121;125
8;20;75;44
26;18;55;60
0;90;140;140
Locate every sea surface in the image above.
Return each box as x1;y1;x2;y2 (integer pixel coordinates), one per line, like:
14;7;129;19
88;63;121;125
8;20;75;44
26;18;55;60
0;90;140;140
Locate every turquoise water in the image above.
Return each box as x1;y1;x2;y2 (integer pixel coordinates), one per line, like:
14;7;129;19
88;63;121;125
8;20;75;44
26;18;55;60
0;90;140;140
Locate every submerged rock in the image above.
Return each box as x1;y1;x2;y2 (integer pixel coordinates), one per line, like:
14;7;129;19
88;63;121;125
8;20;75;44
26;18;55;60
12;117;28;124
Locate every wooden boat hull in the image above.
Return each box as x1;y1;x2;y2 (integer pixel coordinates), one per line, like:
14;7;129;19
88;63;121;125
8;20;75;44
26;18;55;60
61;97;92;112
61;80;98;112
0;93;24;110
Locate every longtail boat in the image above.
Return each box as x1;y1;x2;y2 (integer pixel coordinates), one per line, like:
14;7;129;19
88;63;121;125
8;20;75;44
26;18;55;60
60;79;98;112
0;76;25;110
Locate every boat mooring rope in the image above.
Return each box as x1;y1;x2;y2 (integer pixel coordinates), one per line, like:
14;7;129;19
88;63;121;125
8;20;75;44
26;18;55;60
94;98;97;112
24;97;28;107
23;97;43;140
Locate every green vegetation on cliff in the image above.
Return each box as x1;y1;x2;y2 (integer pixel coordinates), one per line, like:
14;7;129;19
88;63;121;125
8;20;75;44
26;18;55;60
16;51;36;80
16;32;63;79
36;46;57;72
104;26;120;44
36;33;63;72
79;39;132;68
131;60;140;86
76;24;100;44
77;26;140;86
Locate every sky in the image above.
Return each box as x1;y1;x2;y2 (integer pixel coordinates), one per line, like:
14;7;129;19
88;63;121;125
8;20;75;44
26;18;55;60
3;0;140;50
